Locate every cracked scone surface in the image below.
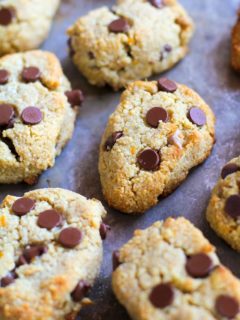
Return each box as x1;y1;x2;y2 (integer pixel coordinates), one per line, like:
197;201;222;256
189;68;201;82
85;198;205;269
231;12;240;71
0;50;77;184
67;0;194;90
0;0;60;56
99;80;215;214
206;156;240;252
112;217;240;320
0;188;107;320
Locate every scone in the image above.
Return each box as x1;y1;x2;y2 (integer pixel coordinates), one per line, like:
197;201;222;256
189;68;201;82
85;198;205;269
0;188;107;320
99;79;215;214
206;156;240;252
231;10;240;71
0;50;84;184
112;217;240;320
67;0;194;90
0;0;60;56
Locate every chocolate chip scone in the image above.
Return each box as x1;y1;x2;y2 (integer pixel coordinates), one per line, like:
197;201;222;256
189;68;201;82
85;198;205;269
0;50;84;184
0;188;107;320
112;217;240;320
99;79;215;214
231;11;240;71
67;0;194;90
206;156;240;252
0;0;60;56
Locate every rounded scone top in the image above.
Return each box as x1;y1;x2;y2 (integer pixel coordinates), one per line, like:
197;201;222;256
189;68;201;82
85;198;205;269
0;50;83;184
67;0;194;90
99;79;215;214
112;217;240;320
0;188;107;320
207;156;240;252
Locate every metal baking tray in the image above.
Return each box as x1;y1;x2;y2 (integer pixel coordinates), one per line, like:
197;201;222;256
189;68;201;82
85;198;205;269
1;0;240;319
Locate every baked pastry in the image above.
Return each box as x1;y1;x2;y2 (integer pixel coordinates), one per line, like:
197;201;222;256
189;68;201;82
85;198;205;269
112;217;240;320
231;10;240;71
0;50;84;184
206;156;240;252
99;79;215;214
0;188;107;320
67;0;194;90
0;0;60;56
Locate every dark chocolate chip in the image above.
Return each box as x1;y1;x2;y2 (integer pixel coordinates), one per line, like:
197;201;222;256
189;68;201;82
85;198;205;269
65;90;84;107
188;107;206;126
88;51;95;60
0;272;16;287
22;245;47;263
0;8;15;26
108;18;130;33
148;0;165;8
112;250;121;271
164;44;172;52
186;253;213;278
37;209;63;230
99;223;111;240
215;295;239;318
225;195;240;219
146;107;169;128
105;131;123;151
157;78;177;93
0;69;9;84
0;104;14;127
22;67;41;83
58;227;82;248
16;254;28;267
137;149;160;171
21;107;43;125
221;163;240;179
71;280;91;302
149;283;174;309
12;197;35;216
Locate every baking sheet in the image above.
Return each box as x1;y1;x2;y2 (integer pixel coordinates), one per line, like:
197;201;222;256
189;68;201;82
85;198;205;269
1;0;240;319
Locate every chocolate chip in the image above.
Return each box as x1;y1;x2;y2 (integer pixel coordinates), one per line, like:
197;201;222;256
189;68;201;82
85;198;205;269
65;90;84;107
105;131;123;151
149;283;174;308
186;253;213;278
16;254;28;267
12;197;35;216
164;44;172;52
21;107;43;125
100;223;111;240
146;107;169;128
215;295;239;318
148;0;165;8
112;250;121;271
67;38;75;57
22;245;47;263
137;149;160;171
71;280;91;302
0;272;16;287
22;67;41;83
0;8;15;26
221;163;240;179
37;209;63;230
58;227;82;248
0;69;9;84
108;18;130;33
157;78;177;93
188;107;206;126
0;104;14;127
225;195;240;219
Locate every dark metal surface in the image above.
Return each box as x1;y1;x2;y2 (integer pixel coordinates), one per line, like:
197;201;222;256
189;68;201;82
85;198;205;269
1;0;240;319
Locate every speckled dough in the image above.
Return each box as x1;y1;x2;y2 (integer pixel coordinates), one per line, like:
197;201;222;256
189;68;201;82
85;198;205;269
0;0;60;56
0;50;77;184
99;80;215;214
112;217;240;320
67;0;194;90
206;156;240;252
231;11;240;71
0;188;107;320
